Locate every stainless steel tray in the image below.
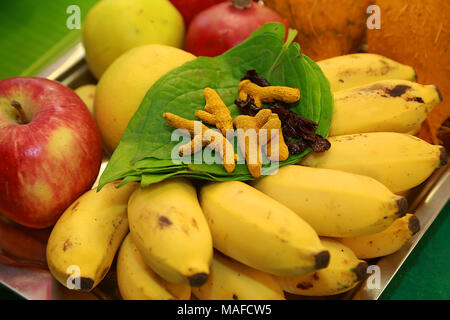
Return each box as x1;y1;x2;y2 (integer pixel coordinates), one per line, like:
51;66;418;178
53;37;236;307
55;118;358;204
1;44;449;300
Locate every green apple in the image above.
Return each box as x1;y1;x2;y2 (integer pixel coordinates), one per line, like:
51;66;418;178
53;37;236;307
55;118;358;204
83;0;185;79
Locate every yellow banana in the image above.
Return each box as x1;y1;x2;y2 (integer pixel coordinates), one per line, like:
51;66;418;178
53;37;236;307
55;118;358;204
301;132;447;193
277;238;368;296
252;165;408;238
329;79;442;136
317;53;416;92
338;214;420;259
117;234;191;300
46;181;138;291
192;252;285;300
128;178;213;287
406;123;422;136
199;181;329;277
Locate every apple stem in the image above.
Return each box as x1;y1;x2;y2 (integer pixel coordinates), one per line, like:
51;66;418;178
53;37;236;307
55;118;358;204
231;0;252;9
11;100;28;124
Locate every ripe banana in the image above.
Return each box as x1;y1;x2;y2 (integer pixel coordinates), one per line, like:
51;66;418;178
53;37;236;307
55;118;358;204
338;214;420;259
329;79;442;136
117;234;191;300
406;122;423;136
199;181;329;277
301;132;447;193
46;181;138;291
277;238;368;296
317;53;416;92
128;178;213;287
252;165;408;238
192;252;285;300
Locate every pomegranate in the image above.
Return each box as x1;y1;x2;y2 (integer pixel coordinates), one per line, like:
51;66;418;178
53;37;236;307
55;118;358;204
169;0;227;26
185;0;289;57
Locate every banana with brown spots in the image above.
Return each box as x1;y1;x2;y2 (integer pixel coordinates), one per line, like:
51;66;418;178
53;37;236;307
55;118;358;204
276;238;368;296
328;79;442;136
192;252;285;300
127;178;213;287
117;234;191;300
199;181;329;276
301;132;447;193
317;53;416;92
338;214;420;259
252;165;408;238
46;181;138;291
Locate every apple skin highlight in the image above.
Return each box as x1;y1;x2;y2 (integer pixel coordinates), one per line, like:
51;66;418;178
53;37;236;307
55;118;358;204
0;77;103;229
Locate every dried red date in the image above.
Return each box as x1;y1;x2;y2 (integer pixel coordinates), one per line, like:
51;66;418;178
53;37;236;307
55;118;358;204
241;70;271;87
236;70;331;155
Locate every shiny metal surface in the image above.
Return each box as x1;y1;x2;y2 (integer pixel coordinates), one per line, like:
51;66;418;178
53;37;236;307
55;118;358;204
0;43;449;300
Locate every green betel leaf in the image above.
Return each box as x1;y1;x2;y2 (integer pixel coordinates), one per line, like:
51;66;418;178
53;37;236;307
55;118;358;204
98;23;333;190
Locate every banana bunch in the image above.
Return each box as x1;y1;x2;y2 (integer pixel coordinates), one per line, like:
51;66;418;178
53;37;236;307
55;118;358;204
45;52;446;300
318;53;442;137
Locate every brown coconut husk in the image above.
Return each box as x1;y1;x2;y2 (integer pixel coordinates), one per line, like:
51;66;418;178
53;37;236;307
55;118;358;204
367;0;450;146
264;0;370;60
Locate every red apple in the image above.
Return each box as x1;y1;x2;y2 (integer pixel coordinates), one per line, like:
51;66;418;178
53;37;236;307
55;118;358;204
0;77;103;229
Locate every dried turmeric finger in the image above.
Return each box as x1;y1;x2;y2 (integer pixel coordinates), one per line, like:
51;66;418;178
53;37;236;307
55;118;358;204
254;109;272;128
163;112;208;135
234;115;262;178
204;129;236;173
163;112;236;173
265;131;290;162
195;88;233;136
260;114;289;161
179;134;206;156
194;110;217;126
238;80;300;108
